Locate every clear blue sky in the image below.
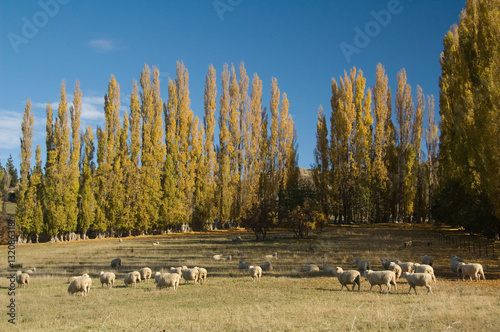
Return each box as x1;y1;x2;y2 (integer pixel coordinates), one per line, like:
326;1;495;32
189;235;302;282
0;0;466;170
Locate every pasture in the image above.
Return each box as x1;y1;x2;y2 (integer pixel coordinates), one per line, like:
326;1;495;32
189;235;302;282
1;224;499;331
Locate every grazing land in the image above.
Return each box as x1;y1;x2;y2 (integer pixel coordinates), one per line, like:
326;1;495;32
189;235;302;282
1;224;499;331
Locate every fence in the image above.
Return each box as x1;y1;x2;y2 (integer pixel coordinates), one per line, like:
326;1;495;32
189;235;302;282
439;233;496;258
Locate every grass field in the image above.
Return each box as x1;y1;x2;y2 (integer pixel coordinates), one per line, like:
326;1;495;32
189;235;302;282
1;224;499;331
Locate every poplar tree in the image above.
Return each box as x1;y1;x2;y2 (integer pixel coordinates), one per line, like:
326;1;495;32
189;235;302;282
228;64;241;223
79;126;96;239
425;95;438;223
31;145;43;242
312;106;330;217
203;65;217;223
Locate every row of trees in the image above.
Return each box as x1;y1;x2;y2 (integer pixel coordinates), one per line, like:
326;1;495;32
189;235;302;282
15;62;315;242
312;63;438;224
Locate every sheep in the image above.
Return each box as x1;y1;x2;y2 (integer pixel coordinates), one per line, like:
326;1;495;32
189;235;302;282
123;271;141;288
237;250;245;257
221;255;232;261
67;273;89;284
333;267;361;291
238;260;249;269
139;267;152;283
118;238;123;243
110;258;122;269
212;254;223;261
68;275;91;296
412;263;436;282
363;270;397;293
321;264;336;276
457;262;486;281
99;271;116;288
181;267;199;284
265;252;278;260
22;267;36;275
304;263;320;273
260;261;272;271
152;241;160;246
232;236;242;242
450;255;464;276
156;273;180;290
353;258;371;274
421;255;434;267
248;266;262;281
397;261;415;273
381;258;400;270
16;271;30;288
404;240;413;248
195;267;207;284
401;272;433;294
387;262;402;280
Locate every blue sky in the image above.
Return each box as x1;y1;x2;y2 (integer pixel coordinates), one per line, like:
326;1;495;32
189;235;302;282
0;0;466;170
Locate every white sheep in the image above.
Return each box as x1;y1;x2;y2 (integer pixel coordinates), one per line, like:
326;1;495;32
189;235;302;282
232;236;242;242
304;263;320;273
401;272;433;294
139;267;152;283
421;255;434;267
397;261;415;273
353;258;371;274
248;266;262;281
16;271;30;288
457;262;486;281
221;255;232;261
22;267;36;275
67;273;89;284
450;255;464;276
99;271;116;288
238;260;249;269
181;267;199;284
212;254;223;261
118;238;123;243
260;261;272;271
195;267;208;284
404;240;413;248
387;262;402;280
265;252;278;260
333;267;361;291
363;270;397;293
381;258;400;270
321;264;336;276
156;273;180;290
124;271;141;287
68;275;91;296
152;241;160;246
412;263;436;282
110;258;122;269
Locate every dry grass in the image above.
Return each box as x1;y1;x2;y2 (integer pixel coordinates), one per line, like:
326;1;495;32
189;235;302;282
1;224;499;331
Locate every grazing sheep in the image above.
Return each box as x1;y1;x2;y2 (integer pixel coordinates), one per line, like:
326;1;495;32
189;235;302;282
238;260;249;269
181;267;199;284
404;240;413;248
195;267;208;284
260;261;272;271
152;241;160;246
321;264;336;276
237;250;245;257
221;255;232;261
16;271;30;288
110;258;122;269
304;263;320;273
123;271;141;288
265;252;278;260
156;273;180;290
118;238;123;243
169;267;183;276
67;273;89;284
22;267;36;275
68;275;91;296
333;267;361;291
450;255;464;276
248;266;262;281
397;261;415;273
381;259;400;270
232;236;242;242
353;258;371;274
421;255;434;267
401;272;433;294
99;271;116;288
212;254;223;261
412;264;436;282
139;267;152;283
457;262;486;281
387;262;402;280
363;270;397;293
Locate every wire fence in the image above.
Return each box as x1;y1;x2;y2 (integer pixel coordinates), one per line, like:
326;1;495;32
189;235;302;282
438;232;496;258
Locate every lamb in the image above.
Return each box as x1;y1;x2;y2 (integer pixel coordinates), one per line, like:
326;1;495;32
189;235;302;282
401;272;433;294
248;266;262;281
139;267;152;283
353;258;371;274
450;255;464;276
123;271;141;287
381;258;400;270
412;263;436;282
421;255;434;267
260;261;272;271
110;258;122;269
67;275;91;296
156;272;180;290
181;267;199;284
404;240;413;248
333;267;361;291
99;271;116;288
321;264;336;276
212;254;223;261
16;271;30;288
457;262;486;281
363;270;397;293
397;261;415;273
387;262;402;280
304;263;320;273
238;260;249;269
265;252;278;260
